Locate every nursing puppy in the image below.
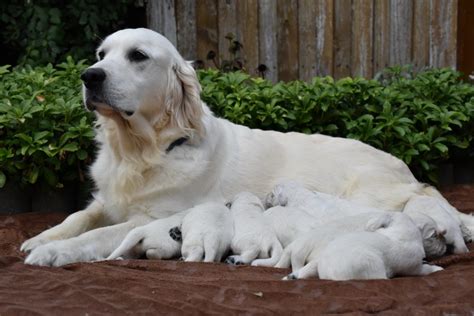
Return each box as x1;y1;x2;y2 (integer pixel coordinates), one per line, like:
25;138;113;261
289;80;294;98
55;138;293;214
277;211;445;278
265;180;382;223
404;196;469;254
107;212;186;260
21;28;474;267
316;213;443;280
264;206;318;248
227;192;283;266
174;202;233;262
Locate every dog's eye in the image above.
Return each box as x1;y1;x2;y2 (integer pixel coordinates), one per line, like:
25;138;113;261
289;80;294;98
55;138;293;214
129;50;148;62
98;50;105;60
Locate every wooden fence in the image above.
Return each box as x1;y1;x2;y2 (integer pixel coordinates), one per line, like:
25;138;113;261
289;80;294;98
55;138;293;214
147;0;459;82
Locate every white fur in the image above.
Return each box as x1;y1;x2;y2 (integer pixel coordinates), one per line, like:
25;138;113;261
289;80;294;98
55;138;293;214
264;206;318;248
180;202;233;262
21;28;472;266
106;212;185;260
227;192;283;266
404;211;447;259
316;213;443;281
404;196;468;254
265;180;383;223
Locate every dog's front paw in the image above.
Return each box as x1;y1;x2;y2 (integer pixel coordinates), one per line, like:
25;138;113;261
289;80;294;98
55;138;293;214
21;234;56;254
24;240;89;267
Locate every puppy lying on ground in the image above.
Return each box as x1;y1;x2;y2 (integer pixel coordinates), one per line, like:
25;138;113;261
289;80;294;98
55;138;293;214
226;192;283;267
264;206;318;248
170;202;233;262
316;213;443;280
277;211;446;277
404;196;469;254
106;212;186;260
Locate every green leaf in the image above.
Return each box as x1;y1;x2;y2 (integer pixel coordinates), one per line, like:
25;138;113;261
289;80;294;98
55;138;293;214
62;142;79;152
434;143;448;153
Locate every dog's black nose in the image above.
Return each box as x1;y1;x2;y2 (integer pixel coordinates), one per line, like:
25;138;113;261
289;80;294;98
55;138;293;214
81;68;106;89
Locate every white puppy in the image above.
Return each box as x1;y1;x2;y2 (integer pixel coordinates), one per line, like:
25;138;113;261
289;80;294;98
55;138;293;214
316;213;443;280
107;212;186;260
265;180;381;223
276;210;445;278
226;192;283;266
176;202;233;262
264;206;318;248
404;196;468;254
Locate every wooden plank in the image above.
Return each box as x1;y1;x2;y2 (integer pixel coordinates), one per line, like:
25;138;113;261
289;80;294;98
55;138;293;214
176;0;196;60
146;0;177;46
237;0;259;75
277;0;299;81
259;0;278;82
218;0;238;63
457;0;474;77
389;0;413;66
298;0;317;81
352;0;373;78
334;0;352;79
430;0;458;68
314;0;334;77
196;0;218;68
412;0;430;71
373;0;390;75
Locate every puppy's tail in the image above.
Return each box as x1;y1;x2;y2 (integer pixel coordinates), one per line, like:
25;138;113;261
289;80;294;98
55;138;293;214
251;239;283;267
107;229;144;260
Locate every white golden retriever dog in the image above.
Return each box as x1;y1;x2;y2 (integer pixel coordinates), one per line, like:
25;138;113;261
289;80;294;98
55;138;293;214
21;28;473;266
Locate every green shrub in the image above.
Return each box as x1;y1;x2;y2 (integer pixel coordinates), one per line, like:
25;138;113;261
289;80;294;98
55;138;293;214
0;57;94;188
199;67;474;182
0;61;473;189
0;0;141;66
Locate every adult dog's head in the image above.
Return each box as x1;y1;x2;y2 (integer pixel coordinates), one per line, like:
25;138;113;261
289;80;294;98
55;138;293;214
81;28;204;154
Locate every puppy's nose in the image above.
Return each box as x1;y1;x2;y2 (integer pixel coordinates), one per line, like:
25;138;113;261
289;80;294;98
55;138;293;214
81;68;106;89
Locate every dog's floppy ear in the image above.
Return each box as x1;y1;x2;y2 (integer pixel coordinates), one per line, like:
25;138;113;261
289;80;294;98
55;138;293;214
166;60;204;136
365;213;393;232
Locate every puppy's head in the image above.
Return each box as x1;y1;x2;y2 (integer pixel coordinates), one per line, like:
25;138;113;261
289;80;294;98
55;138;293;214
81;28;204;138
230;192;265;212
406;212;447;259
264;180;308;209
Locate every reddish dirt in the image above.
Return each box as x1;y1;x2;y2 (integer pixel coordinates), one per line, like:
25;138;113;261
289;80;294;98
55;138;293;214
0;186;473;315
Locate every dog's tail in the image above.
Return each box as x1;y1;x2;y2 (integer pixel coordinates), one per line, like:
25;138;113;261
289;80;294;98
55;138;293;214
251;239;283;267
106;229;144;260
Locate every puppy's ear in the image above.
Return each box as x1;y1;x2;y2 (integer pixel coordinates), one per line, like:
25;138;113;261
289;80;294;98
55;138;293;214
166;60;204;136
365;214;393;232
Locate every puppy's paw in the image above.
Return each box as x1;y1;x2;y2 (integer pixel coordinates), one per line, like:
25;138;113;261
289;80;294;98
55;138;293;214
282;273;297;280
225;255;245;265
169;226;182;242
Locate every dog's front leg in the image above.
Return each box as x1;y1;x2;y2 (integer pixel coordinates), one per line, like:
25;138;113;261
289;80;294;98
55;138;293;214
21;200;106;253
24;216;151;267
